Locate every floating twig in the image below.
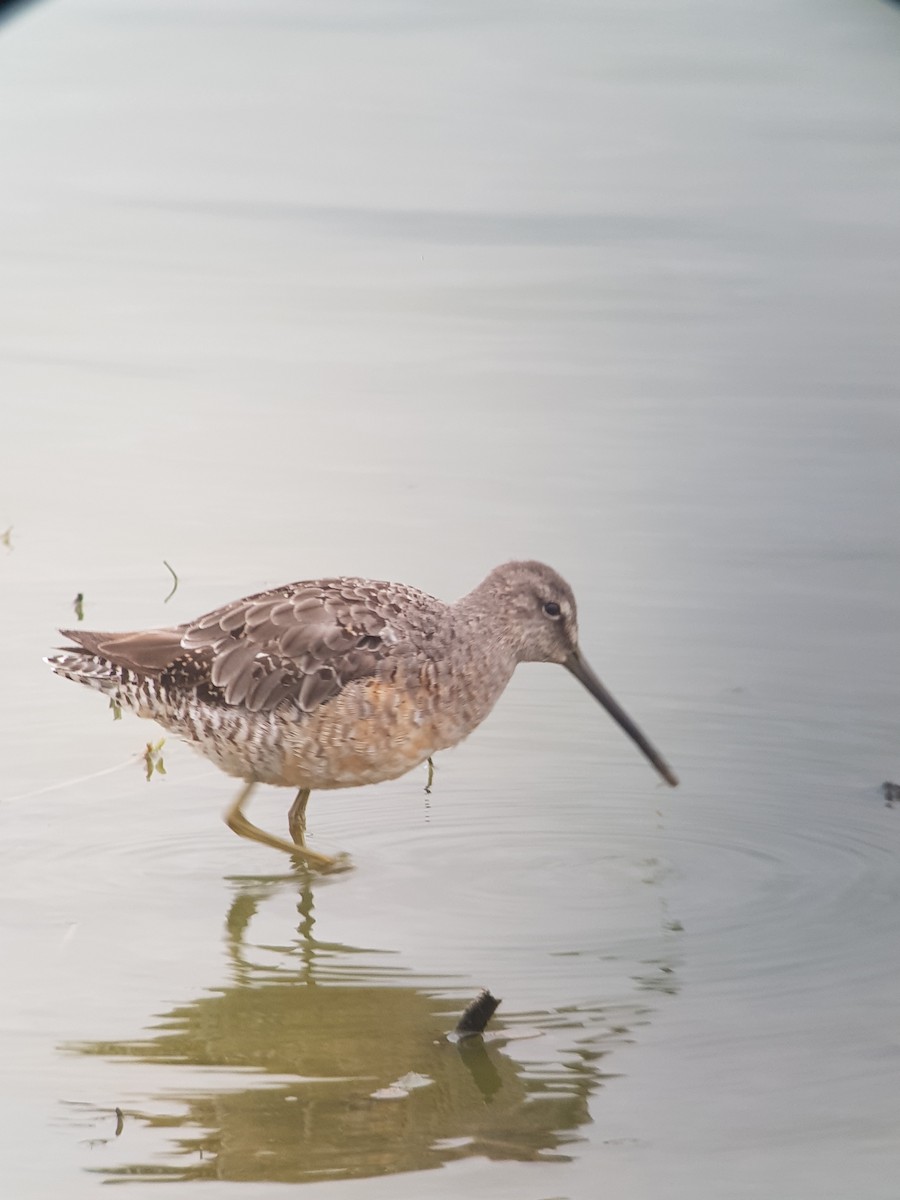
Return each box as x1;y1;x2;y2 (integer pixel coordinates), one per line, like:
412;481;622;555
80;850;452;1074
114;1108;124;1137
162;560;178;604
73;592;85;622
109;698;122;721
454;989;501;1038
424;756;435;794
3;757;140;805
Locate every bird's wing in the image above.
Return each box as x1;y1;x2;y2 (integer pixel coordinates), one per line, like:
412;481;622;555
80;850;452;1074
58;579;437;715
177;580;398;713
57;626;187;673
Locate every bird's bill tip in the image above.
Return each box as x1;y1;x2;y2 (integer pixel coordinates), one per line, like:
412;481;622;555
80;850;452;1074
658;762;679;788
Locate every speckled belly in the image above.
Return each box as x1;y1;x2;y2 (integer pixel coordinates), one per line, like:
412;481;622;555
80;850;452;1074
276;678;477;789
155;675;490;791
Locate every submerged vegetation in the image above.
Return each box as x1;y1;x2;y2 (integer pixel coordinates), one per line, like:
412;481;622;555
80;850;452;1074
143;739;167;782
162;560;178;603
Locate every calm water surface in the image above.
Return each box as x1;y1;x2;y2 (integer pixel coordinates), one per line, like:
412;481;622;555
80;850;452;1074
1;1;900;1197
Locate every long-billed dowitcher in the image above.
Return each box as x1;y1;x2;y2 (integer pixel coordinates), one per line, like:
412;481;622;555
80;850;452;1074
47;561;677;869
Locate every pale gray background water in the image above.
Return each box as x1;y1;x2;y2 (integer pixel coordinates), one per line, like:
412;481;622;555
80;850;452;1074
2;0;899;1196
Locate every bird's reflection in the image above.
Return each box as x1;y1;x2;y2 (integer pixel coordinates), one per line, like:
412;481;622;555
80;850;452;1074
67;872;657;1184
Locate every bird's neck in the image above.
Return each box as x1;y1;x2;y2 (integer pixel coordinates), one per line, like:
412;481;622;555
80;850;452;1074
446;588;520;717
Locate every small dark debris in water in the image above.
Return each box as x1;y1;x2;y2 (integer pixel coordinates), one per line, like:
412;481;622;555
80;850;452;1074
1;525;12;550
162;559;178;603
73;592;85;621
424;756;435;794
882;781;900;808
143;738;166;781
109;698;122;721
114;1107;124;1137
454;989;501;1038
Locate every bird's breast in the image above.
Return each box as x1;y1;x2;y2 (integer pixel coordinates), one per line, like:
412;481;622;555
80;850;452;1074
277;663;510;790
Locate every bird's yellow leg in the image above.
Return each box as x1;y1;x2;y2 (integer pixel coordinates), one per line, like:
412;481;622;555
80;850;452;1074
288;787;310;844
224;782;348;872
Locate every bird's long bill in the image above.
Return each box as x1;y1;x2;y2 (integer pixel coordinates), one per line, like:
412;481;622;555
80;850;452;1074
565;650;679;787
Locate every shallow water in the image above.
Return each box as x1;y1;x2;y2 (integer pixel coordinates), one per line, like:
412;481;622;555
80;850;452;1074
2;0;900;1196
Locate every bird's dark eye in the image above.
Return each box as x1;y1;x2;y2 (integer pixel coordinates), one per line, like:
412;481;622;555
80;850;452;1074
543;601;561;618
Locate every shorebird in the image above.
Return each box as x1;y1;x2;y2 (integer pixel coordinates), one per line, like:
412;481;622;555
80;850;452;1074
47;561;677;869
